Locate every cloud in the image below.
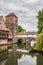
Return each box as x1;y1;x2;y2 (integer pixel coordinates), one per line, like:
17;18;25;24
0;0;43;31
22;0;38;3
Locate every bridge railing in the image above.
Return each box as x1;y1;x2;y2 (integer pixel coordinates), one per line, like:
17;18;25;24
16;35;37;38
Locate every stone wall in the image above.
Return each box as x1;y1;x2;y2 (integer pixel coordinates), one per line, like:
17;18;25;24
0;39;7;44
5;13;18;43
0;39;8;50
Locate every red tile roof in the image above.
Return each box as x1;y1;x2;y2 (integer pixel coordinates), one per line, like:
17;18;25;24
0;16;3;18
18;32;37;35
0;26;9;31
26;32;37;35
0;16;4;21
5;13;18;18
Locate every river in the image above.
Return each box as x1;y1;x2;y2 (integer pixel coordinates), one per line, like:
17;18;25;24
0;50;43;65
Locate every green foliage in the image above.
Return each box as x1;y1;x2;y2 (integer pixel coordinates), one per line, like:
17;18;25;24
37;9;43;34
36;33;43;51
17;38;25;48
36;9;43;51
18;25;25;32
18;38;23;46
31;43;36;49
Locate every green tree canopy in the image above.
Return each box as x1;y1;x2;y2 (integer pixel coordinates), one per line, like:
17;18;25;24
18;25;26;32
37;9;43;34
36;33;43;51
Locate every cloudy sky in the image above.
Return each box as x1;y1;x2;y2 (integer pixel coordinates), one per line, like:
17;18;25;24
0;0;43;31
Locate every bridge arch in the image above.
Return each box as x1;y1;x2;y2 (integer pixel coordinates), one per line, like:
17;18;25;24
17;38;25;48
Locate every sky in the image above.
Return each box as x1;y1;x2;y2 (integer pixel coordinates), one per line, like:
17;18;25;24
0;0;43;32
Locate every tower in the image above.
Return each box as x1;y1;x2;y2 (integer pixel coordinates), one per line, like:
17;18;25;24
5;13;18;43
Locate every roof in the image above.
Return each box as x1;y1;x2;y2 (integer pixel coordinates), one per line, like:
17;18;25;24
0;16;4;21
5;13;18;18
0;26;9;31
26;32;37;35
0;22;9;31
18;32;37;35
0;16;3;18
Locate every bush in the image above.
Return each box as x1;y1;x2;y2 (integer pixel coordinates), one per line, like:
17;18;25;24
18;38;23;46
36;33;43;51
17;38;24;48
31;43;36;49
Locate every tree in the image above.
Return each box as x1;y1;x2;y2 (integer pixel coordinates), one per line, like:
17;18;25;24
37;9;43;34
36;33;43;51
36;9;43;51
18;25;25;32
18;38;23;46
17;38;24;48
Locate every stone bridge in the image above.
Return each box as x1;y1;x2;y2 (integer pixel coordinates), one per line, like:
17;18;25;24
17;32;36;43
16;32;37;49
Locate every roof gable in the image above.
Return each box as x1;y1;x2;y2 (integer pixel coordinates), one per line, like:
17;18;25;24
5;13;18;18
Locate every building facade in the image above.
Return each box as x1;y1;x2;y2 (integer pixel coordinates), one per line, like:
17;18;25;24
0;13;18;50
0;16;9;50
5;13;18;43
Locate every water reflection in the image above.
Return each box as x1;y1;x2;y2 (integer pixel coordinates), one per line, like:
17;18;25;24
37;54;43;65
5;53;22;65
5;54;18;65
0;52;43;65
18;55;36;65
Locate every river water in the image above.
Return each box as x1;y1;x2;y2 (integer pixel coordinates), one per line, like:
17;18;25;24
0;51;43;65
